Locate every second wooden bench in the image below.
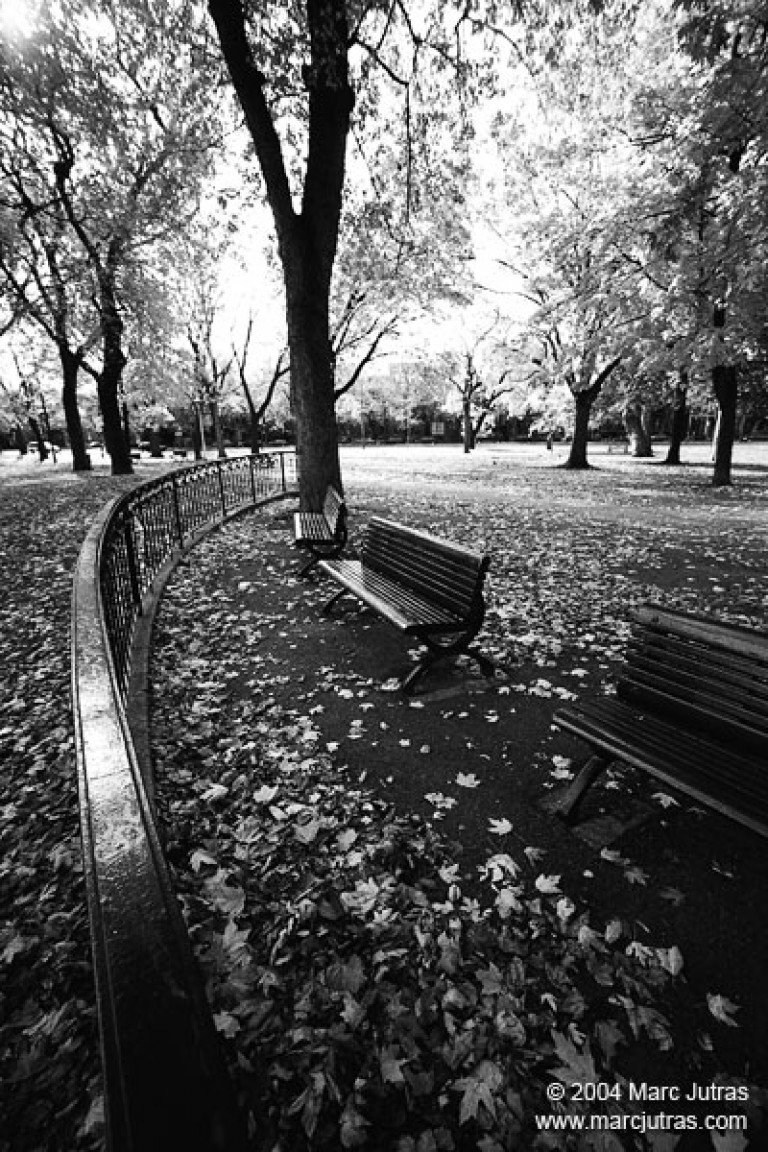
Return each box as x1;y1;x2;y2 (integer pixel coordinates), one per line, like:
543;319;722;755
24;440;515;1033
318;516;494;693
294;485;347;577
553;603;768;838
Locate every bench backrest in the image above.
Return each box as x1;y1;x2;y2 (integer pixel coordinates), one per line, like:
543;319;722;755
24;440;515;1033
323;486;346;537
619;604;768;754
361;517;490;620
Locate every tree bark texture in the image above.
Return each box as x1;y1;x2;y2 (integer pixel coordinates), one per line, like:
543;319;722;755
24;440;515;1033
565;358;621;469
712;364;737;486
566;388;595;468
60;348;91;471
98;275;133;475
286;282;342;505
665;371;688;465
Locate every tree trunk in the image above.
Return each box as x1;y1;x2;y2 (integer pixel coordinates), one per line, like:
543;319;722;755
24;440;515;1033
566;388;596;469
712;364;737;487
462;399;472;454
564;359;620;470
60;347;91;471
624;399;653;457
208;0;353;510
212;400;226;458
286;283;342;507
665;371;688;465
28;416;48;460
191;407;204;460
242;389;261;453
99;273;133;475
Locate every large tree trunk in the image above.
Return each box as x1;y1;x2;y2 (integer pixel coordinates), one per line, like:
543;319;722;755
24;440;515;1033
624;399;653;457
566;388;594;468
665;370;688;465
712;364;737;487
564;358;621;470
60;347;91;472
99;285;133;475
208;0;352;511
286;281;342;508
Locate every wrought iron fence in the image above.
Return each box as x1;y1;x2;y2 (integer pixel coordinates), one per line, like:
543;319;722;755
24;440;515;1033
100;451;296;700
72;450;296;1152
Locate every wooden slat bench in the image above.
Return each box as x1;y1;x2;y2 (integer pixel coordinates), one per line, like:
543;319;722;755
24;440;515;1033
294;485;347;577
553;603;768;838
318;516;494;693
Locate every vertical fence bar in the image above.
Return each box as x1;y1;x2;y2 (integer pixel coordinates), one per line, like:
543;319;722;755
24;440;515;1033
279;451;286;492
124;518;141;610
217;460;227;519
171;474;185;547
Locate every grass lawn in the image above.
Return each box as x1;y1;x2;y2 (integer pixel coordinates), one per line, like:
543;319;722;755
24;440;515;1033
148;441;767;1150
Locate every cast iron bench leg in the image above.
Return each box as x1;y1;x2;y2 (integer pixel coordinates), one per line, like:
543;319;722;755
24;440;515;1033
322;587;348;614
297;552;321;578
556;754;610;823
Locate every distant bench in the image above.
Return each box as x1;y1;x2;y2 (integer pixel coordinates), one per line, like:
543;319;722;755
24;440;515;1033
553;604;768;838
294;485;347;577
319;517;494;694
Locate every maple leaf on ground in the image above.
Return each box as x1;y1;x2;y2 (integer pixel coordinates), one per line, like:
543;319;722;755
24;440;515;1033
190;849;217;872
200;782;228;802
379;1045;408;1084
253;784;279;803
488;817;513;836
456;772;481;788
707;993;741;1028
549;1030;598;1086
535;873;561;895
452;1060;503;1125
479;853;520;882
340;1102;370;1148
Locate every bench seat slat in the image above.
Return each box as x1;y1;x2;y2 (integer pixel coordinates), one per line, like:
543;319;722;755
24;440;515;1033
319;559;464;632
295;512;335;544
631;634;768;690
627;647;768;717
364;519;487;617
620;670;768;746
555;701;768;836
635;604;768;662
557;700;767;802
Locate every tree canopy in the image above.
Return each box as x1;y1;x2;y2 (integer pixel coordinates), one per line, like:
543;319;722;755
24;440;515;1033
0;0;765;482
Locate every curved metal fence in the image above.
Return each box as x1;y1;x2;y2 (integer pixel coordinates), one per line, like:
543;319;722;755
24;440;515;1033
72;451;296;1152
100;452;296;700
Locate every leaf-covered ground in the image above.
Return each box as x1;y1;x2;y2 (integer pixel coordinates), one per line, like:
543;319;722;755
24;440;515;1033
0;456;162;1152
149;443;768;1151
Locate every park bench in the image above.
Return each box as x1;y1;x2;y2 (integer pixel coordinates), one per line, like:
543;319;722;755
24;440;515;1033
318;516;493;693
294;484;348;577
553;603;768;839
